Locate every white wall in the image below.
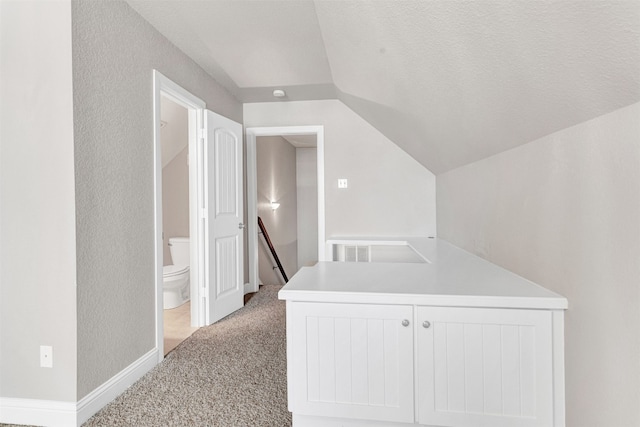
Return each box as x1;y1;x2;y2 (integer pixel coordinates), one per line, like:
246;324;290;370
0;0;242;414
162;146;190;265
296;147;318;268
0;0;77;402
245;100;437;238
437;102;640;427
257;136;298;283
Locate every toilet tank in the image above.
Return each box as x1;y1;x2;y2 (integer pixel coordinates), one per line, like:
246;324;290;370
168;237;190;266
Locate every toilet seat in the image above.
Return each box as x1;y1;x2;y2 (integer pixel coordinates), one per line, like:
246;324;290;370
163;264;189;278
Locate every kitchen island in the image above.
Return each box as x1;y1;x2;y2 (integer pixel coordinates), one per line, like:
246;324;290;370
279;238;568;427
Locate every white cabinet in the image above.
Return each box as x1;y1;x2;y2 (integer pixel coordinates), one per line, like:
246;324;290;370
286;302;563;427
287;302;415;423
417;307;554;427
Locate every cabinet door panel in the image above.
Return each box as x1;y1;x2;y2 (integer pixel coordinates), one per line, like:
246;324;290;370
289;302;414;423
417;307;553;427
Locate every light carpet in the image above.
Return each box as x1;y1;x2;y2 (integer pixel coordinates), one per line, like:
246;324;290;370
83;284;290;426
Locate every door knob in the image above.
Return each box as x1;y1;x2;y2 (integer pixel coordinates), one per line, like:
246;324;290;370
238;223;246;229
422;321;431;329
402;319;410;327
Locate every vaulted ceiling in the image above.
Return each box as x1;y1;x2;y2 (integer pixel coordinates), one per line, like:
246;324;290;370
126;0;640;173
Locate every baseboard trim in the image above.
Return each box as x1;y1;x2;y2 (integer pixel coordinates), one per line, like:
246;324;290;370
0;398;76;427
0;347;159;427
76;347;159;425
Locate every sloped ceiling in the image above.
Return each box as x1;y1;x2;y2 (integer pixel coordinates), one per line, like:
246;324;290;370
126;0;640;173
160;96;188;168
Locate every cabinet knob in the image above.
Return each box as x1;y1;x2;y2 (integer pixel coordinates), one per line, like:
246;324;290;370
423;320;431;329
401;319;410;327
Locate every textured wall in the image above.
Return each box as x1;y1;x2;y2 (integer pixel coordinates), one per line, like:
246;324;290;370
72;0;241;399
162;147;189;265
244;100;437;238
0;0;77;402
296;147;318;269
437;103;640;427
256;136;298;284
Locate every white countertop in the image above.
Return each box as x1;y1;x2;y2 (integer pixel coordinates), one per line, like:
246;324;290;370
278;238;568;310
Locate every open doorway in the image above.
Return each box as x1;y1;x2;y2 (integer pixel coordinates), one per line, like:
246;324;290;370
255;135;318;284
159;95;198;354
245;126;325;293
153;71;205;360
154;71;245;359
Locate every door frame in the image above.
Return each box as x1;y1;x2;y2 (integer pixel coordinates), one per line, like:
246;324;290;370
245;126;326;294
153;70;206;360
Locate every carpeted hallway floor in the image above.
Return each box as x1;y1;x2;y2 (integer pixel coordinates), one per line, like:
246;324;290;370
83;284;290;426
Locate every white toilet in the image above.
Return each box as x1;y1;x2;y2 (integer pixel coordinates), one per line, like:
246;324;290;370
163;237;190;310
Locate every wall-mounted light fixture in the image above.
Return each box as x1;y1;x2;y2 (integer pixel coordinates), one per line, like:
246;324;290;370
271;201;280;211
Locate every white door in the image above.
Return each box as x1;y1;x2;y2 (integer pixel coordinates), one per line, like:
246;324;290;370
204;110;243;324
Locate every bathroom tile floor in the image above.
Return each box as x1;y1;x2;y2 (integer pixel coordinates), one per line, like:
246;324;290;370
163;302;198;355
163;293;258;355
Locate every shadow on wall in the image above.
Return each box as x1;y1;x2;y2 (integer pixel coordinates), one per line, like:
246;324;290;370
162;146;190;265
256;136;299;282
161;95;190;265
258;234;298;285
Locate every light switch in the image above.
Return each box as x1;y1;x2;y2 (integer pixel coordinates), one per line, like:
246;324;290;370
338;179;348;189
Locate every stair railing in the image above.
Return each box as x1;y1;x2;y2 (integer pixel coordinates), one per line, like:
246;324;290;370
257;216;289;283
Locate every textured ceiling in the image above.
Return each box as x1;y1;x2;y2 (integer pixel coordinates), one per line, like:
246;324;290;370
127;0;640;173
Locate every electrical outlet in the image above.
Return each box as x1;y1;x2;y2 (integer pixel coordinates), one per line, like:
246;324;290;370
338;178;348;189
40;345;53;368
